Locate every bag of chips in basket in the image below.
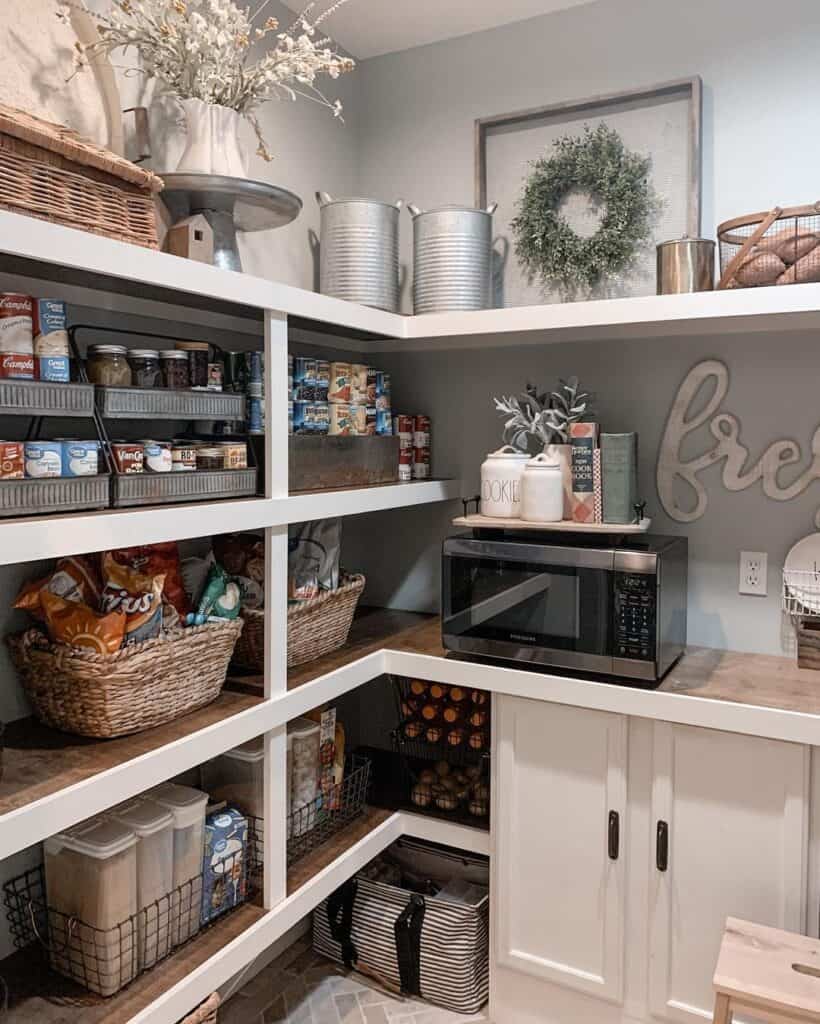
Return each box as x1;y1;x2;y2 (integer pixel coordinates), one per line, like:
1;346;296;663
100;554;165;646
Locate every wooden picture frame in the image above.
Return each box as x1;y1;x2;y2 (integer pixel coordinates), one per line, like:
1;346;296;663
476;77;703;304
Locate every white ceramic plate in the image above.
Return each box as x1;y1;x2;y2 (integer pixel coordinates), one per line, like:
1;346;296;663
784;533;820;615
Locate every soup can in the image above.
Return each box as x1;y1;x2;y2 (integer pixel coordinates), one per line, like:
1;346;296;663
111;441;144;474
57;439;100;477
399;447;414;482
143;441;172;473
0;294;33;355
24;441;62;478
376;410;393;436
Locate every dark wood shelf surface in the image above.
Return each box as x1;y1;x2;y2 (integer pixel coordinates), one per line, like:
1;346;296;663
286;806;393;896
0;691;263;819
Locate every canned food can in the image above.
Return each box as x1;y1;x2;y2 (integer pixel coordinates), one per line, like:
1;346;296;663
413;445;431;479
413;414;431;449
0;294;33;354
219;441;247;469
0;353;35;379
398;447;414;482
351;404;367;434
366;368;378;405
316;360;330;400
111;442;144;474
293;357;317;401
328;362;352;403
366;407;377;436
33;299;68;357
59;440;99;477
376;410;393;436
351;363;369;405
223;351;248;393
329;403;354;435
24;441;62;478
288;353;294;397
249;350;264;384
288;400;294;436
36;355;70;382
375;370;391;404
395;415;414;448
207;362;223;391
313;401;330;435
248;396;264;434
247;380;263;399
171;443;197;471
293;400;314;434
143;441;172;473
0;441;24;479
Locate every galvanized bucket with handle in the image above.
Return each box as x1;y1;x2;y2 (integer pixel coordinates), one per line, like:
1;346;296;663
409;202;497;314
317;192;402;312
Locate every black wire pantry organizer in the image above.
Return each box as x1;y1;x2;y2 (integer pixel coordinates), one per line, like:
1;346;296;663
3;841;259;999
247;753;372;869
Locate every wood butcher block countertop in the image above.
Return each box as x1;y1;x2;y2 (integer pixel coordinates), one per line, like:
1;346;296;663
382;615;820;719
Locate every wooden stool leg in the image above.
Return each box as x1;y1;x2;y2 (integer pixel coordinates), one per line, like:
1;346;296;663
713;992;733;1024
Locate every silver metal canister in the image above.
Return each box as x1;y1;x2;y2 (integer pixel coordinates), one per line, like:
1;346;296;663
656;237;715;294
409;203;497;314
317;192;402;312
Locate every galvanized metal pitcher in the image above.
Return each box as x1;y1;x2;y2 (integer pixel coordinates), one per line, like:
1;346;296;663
316;192;403;312
408;202;497;314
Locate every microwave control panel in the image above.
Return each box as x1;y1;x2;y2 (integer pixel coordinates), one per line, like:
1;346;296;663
614;572;657;661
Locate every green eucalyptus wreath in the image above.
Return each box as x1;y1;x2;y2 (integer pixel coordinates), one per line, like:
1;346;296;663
511;123;658;296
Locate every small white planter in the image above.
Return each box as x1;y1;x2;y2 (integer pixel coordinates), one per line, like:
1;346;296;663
480;446;529;518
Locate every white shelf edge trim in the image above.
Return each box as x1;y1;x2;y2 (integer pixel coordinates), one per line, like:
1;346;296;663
0;480;461;567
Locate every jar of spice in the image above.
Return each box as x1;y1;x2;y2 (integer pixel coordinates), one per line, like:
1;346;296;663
175;341;209;389
127;349;162;389
196;446;224;471
160;350;190;389
86;344;132;387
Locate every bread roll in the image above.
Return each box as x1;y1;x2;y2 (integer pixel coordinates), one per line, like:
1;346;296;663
735;250;786;286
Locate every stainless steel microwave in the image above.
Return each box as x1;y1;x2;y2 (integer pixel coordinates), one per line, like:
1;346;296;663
442;532;687;684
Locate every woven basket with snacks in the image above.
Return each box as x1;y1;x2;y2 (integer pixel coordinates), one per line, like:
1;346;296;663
717;203;820;289
0;103;163;248
7;618;242;738
233;574;366;671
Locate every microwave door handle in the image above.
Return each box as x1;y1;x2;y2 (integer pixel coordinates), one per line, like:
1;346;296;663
443;573;552;634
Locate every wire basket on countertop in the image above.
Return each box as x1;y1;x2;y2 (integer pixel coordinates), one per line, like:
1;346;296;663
248;753;371;867
233;574;366;671
6;618;242;738
0;103;163;248
717;203;820;289
3;849;252;999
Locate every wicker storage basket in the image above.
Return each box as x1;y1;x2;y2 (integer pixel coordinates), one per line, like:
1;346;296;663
7;619;242;738
233;574;366;671
717;203;820;289
0;103;163;248
179;993;221;1024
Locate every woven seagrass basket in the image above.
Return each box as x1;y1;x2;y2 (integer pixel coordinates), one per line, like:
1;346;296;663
233;574;366;671
180;993;221;1024
7;619;242;738
0;103;163;248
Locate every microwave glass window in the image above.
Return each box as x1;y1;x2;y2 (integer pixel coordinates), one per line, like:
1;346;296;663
447;557;610;655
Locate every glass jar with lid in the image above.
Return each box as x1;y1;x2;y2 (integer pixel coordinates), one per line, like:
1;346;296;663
86;344;132;387
174;341;209;389
160;350;190;389
127;349;162;388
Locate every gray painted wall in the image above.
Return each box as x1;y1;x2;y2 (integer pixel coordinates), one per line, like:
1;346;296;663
339;0;820;657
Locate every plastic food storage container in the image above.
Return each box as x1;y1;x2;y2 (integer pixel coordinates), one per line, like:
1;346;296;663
150;783;208;945
201;737;264;818
288;717;320;837
110;797;174;968
44;817;139;996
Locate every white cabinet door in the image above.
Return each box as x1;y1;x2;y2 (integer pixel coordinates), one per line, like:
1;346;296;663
648;723;808;1024
494;695;628;1003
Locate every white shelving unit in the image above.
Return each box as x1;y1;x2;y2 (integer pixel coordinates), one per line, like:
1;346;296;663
3;213;820;1023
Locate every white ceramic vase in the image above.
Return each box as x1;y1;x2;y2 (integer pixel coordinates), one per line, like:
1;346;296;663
175;98;247;178
544;442;573;520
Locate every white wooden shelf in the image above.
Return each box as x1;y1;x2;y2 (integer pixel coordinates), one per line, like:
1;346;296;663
0;480;460;566
4;210;820;348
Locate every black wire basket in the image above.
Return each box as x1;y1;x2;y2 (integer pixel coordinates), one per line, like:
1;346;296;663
248;753;371;868
3;844;253;999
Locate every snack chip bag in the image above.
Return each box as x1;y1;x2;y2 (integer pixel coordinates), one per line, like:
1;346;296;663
108;542;190;616
14;556;101;621
42;591;127;654
100;553;165;646
188;563;241;624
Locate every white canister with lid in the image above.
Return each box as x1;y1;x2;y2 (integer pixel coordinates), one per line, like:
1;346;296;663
480;445;529;518
149;782;208;945
520;452;564;523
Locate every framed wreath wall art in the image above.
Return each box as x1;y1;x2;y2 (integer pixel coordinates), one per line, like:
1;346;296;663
512;123;658;297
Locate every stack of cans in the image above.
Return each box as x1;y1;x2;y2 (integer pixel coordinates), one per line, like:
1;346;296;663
289;357;393;437
291;356;331;434
247;351;264;434
393;414;431;480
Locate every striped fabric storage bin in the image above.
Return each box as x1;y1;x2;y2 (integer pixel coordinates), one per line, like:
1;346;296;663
313;842;489;1014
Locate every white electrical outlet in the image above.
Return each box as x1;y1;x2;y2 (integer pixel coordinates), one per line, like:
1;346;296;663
739;551;768;596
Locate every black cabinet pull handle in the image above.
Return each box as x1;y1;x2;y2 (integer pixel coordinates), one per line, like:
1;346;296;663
608;810;620;860
656;820;669;871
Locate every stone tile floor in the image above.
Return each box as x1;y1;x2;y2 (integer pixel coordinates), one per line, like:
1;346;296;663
220;934;489;1024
